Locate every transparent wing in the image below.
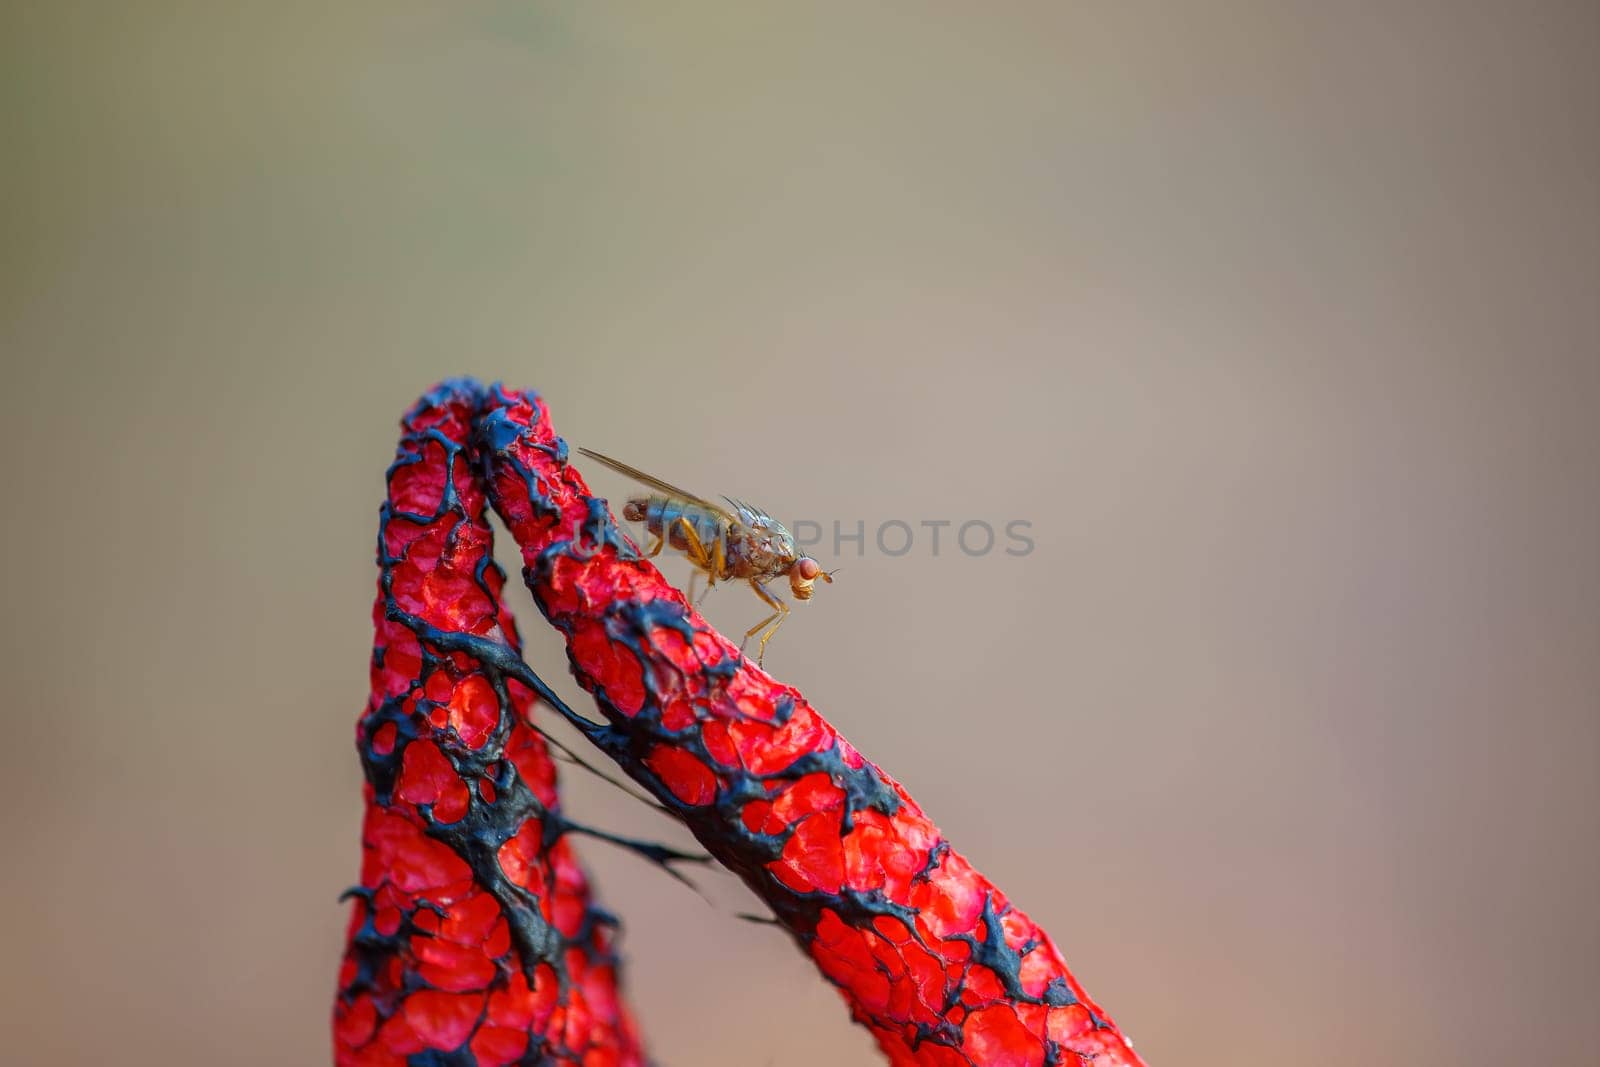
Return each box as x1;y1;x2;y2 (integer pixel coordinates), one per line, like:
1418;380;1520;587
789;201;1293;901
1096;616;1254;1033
577;447;738;525
723;496;782;529
721;496;756;523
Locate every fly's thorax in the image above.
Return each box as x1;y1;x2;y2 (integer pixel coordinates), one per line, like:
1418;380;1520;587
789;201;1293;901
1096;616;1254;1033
728;516;799;580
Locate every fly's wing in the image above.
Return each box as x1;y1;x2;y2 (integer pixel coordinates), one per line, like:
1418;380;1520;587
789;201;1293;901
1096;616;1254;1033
721;496;772;523
721;497;790;542
721;496;760;527
577;448;739;526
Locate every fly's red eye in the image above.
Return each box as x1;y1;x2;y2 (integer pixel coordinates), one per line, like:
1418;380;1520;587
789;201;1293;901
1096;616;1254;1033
796;558;821;580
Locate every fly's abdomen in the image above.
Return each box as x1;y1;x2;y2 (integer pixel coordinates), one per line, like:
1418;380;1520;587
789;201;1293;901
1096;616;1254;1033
629;495;725;557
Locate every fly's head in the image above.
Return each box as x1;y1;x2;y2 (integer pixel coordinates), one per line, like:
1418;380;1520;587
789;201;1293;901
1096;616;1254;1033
787;556;836;601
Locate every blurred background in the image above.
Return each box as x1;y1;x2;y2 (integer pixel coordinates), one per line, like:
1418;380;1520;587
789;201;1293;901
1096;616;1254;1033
3;3;1597;1065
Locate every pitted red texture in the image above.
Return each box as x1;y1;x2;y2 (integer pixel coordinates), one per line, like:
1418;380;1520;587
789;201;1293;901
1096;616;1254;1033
477;386;1147;1067
334;383;645;1067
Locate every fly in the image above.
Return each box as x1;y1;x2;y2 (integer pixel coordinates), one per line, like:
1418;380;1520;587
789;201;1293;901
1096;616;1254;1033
577;447;835;666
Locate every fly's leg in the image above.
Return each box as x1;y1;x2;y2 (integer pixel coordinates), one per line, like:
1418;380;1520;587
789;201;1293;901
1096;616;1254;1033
739;579;790;667
756;604;790;666
687;571;716;607
687;569;717;606
644;531;665;558
675;517;709;569
689;531;725;607
675;517;719;604
709;533;726;592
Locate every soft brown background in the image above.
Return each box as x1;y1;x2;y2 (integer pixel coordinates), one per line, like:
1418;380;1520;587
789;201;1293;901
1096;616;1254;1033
3;3;1597;1065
